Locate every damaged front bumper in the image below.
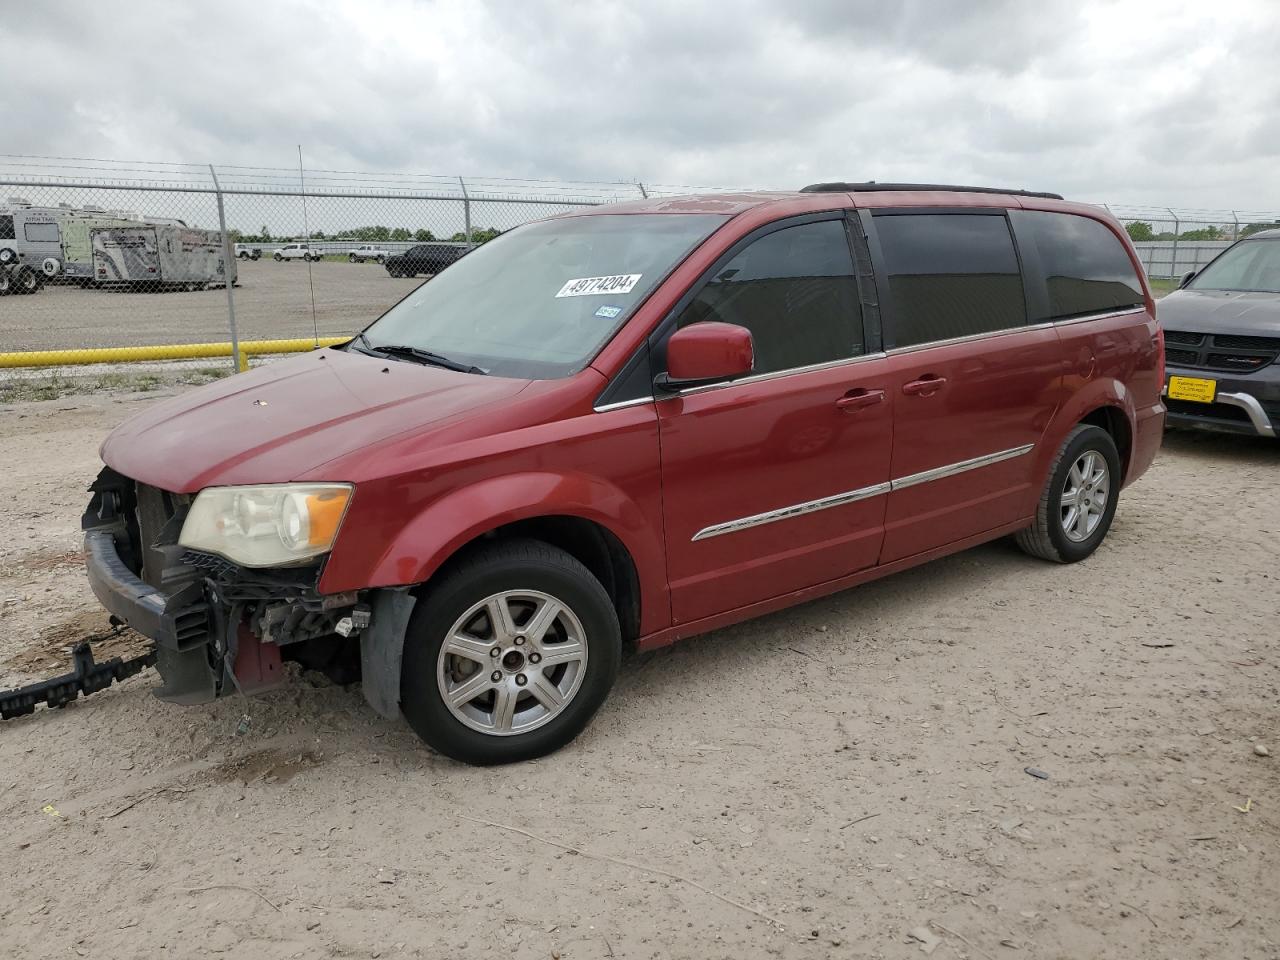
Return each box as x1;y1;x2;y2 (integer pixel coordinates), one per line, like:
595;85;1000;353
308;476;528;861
81;467;410;714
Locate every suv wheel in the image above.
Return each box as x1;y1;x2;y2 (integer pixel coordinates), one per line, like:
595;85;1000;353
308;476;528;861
400;539;621;765
376;255;385;264
273;253;283;261
1016;424;1121;563
348;253;358;262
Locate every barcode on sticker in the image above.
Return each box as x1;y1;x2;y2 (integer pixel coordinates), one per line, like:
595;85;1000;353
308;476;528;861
555;274;642;298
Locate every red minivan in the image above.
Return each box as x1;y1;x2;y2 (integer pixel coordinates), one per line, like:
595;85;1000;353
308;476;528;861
82;183;1165;764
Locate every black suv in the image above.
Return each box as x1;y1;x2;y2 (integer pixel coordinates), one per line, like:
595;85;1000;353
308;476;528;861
1158;228;1280;438
384;243;468;279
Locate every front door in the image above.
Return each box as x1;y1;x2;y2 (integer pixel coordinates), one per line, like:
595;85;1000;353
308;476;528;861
867;211;1065;562
656;216;894;625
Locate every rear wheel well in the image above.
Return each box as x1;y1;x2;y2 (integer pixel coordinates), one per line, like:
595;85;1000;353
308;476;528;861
437;517;641;646
1079;406;1131;483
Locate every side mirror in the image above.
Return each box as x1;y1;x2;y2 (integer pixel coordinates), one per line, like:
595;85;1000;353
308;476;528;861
1179;270;1196;289
655;322;754;391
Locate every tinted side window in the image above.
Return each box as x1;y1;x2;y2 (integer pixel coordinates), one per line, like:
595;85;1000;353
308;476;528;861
674;219;863;375
1017;211;1144;319
875;214;1025;349
24;221;60;243
0;216;13;240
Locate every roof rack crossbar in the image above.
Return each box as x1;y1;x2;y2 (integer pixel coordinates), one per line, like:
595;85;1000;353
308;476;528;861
799;181;1064;201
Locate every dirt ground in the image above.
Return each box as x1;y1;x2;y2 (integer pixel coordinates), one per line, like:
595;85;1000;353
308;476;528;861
0;260;421;351
0;387;1276;960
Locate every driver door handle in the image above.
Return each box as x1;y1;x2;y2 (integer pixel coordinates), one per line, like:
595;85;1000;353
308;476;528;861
835;388;886;411
902;375;947;397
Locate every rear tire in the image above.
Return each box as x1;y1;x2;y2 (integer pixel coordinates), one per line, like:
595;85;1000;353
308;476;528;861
0;272;11;295
1015;424;1121;563
400;539;621;765
348;253;358;262
273;253;283;262
15;267;40;295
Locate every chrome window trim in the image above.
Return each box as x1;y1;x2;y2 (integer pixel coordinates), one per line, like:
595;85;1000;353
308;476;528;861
691;482;892;541
889;442;1035;491
592;396;655;413
885;323;1054;356
882;307;1147;356
1051;306;1146;327
668;351;889;399
690;442;1035;541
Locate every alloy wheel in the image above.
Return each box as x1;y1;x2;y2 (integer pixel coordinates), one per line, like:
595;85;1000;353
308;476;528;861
1060;450;1109;543
436;589;588;737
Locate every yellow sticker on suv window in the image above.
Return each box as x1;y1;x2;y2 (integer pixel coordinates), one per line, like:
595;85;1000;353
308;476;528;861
1167;375;1217;403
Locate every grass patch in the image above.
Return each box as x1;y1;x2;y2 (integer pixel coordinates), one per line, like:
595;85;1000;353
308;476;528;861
1148;277;1179;298
0;365;231;403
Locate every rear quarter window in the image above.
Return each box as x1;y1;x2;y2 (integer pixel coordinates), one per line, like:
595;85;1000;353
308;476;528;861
874;213;1026;349
1013;210;1145;320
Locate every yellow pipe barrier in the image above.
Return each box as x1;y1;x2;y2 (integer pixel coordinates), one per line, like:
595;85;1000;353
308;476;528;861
0;337;351;371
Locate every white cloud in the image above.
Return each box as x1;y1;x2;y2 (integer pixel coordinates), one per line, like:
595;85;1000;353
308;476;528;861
1;0;1278;212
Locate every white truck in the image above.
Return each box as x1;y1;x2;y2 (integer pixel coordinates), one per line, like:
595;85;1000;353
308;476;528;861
347;244;389;263
272;242;323;262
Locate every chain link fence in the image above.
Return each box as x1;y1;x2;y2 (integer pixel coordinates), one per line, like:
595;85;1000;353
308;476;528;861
1103;204;1280;280
1;156;1277;394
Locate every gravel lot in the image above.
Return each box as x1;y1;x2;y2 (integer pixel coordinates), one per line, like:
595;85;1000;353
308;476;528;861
0;260;422;352
0;387;1276;960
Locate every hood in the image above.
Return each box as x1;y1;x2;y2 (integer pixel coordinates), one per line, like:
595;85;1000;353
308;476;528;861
1157;289;1280;336
101;349;532;492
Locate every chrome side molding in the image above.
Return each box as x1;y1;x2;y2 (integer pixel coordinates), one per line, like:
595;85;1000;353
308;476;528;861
691;443;1035;541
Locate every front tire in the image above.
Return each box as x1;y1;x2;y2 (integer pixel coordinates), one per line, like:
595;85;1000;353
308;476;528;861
400;539;621;765
1015;424;1121;563
273;253;283;262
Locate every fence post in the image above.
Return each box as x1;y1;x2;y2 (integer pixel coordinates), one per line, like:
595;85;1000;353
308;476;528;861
1167;208;1180;281
1231;211;1240;240
458;176;473;249
636;182;649;199
209;165;244;374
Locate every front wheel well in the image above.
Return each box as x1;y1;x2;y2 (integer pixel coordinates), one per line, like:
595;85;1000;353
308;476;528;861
435;516;641;646
1078;406;1132;484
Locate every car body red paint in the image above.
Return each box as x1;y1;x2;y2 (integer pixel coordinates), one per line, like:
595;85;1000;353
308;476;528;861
88;187;1163;738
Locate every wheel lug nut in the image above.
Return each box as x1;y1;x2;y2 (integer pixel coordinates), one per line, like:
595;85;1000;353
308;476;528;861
490;647;501;658
514;636;525;646
490;671;502;683
529;652;542;664
515;674;528;686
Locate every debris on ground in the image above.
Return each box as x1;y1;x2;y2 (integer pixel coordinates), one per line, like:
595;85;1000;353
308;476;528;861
907;925;941;954
1254;744;1269;757
1024;767;1050;780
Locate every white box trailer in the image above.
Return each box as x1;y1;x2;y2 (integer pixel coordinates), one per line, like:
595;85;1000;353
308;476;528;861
91;225;236;290
0;205;65;284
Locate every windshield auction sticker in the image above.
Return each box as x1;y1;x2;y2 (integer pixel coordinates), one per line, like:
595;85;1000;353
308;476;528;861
555;274;642;298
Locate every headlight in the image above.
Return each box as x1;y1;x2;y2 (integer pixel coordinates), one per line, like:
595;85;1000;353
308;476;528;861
178;484;353;568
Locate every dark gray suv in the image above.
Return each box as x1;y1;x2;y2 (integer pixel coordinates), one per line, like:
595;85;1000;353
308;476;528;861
1159;229;1280;437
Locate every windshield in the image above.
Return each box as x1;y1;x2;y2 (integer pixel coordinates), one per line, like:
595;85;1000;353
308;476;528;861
359;213;728;378
1189;239;1280;293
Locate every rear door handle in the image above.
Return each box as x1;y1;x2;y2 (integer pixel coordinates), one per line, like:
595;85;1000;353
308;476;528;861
835;388;886;411
902;376;947;397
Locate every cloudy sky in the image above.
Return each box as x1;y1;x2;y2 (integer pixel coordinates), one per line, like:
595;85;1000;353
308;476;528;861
3;0;1279;213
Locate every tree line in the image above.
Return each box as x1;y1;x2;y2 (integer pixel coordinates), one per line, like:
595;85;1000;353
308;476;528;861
228;225;504;245
1125;221;1278;242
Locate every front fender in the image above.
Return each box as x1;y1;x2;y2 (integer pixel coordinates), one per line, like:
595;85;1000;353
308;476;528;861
319;471;669;632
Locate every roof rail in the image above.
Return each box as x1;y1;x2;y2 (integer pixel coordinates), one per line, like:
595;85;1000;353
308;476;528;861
799;181;1064;201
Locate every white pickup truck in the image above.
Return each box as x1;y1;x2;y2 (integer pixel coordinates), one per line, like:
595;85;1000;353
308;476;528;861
272;243;322;262
347;244;389;263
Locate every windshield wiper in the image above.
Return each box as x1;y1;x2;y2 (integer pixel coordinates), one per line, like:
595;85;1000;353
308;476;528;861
357;336;486;374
